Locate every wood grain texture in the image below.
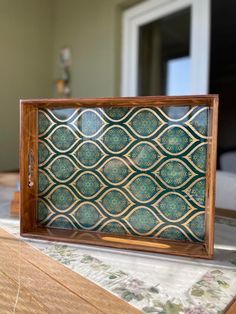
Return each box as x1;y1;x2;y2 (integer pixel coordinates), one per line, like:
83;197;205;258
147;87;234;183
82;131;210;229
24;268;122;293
20;103;38;234
0;227;141;314
21;227;210;259
0;270;48;313
20;95;218;106
10;191;20;217
20;95;219;259
204;95;219;258
224;297;236;314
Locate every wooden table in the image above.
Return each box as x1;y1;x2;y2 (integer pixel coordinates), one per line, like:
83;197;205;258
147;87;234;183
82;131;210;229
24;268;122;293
0;226;141;313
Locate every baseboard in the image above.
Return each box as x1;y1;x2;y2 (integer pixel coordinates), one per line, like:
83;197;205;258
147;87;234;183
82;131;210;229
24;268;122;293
216;207;236;219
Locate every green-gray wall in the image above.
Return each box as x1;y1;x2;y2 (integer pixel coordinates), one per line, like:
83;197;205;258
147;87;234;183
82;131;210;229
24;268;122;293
0;0;142;171
0;0;53;171
52;0;142;98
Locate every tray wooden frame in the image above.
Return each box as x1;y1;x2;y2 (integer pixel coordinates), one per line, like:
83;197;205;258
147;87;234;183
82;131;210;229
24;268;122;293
20;95;218;259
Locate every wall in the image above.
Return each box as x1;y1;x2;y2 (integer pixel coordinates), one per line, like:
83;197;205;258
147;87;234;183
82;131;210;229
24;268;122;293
51;0;142;98
0;0;142;171
0;0;53;171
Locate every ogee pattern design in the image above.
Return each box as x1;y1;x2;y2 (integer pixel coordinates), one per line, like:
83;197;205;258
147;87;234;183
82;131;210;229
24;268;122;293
37;105;211;242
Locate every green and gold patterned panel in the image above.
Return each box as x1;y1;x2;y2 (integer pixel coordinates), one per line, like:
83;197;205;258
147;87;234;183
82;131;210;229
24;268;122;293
37;105;211;242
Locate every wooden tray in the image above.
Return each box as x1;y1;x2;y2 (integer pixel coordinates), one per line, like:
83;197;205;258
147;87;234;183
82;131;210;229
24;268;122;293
20;95;218;259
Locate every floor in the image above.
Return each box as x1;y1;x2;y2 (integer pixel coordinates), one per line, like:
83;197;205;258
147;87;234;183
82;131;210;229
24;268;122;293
0;174;236;313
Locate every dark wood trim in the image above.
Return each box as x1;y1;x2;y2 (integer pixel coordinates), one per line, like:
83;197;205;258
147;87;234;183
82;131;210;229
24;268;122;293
216;208;236;220
20;95;218;108
225;297;236;314
20;95;218;259
20;103;38;234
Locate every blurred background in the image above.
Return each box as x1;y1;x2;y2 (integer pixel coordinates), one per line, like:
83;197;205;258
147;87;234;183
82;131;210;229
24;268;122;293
0;0;235;188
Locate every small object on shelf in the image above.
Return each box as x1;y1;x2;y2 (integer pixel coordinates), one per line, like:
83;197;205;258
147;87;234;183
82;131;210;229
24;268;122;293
20;95;218;259
56;47;71;98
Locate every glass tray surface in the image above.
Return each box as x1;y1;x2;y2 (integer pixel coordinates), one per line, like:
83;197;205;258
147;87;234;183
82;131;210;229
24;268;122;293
37;105;210;243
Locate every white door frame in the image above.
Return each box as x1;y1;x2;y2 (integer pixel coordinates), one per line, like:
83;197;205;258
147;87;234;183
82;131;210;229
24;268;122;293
121;0;211;96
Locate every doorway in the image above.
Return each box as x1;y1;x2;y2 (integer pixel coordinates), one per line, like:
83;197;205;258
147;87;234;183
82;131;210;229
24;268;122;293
121;0;210;96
